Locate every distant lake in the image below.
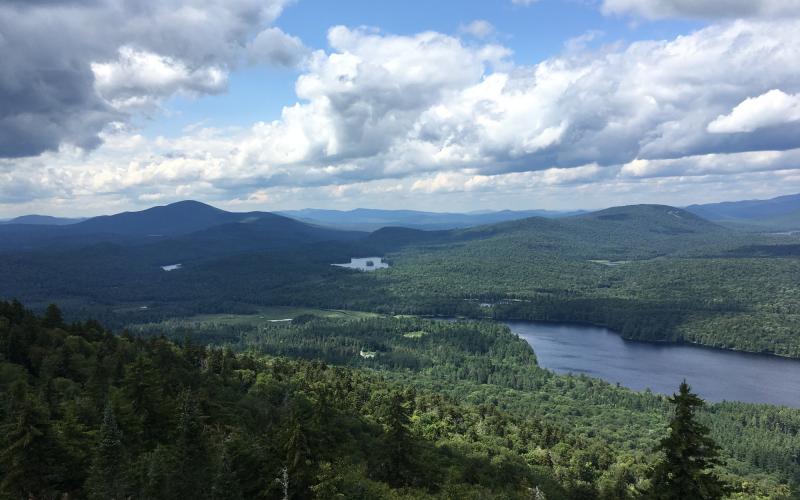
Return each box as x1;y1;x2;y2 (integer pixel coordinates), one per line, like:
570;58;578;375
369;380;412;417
332;257;389;271
508;321;800;408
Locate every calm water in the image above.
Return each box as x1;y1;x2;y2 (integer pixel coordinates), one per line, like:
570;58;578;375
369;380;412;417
508;321;800;407
332;257;389;271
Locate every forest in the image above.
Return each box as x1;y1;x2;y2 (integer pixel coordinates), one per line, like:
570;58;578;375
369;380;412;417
1;204;798;357
2;302;799;498
127;308;800;497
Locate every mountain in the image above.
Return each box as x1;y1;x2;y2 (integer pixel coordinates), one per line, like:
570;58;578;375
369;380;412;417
685;193;800;231
151;212;365;262
0;200;364;253
0;201;793;355
278;207;584;231
69;200;255;237
0;214;85;225
361;205;731;262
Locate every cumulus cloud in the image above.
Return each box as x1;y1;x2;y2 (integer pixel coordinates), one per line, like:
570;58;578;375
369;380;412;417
4;19;800;213
410;164;611;194
0;0;294;157
459;20;495;39
620;148;800;178
92;47;228;111
247;27;309;67
707;89;800;133
276;19;800;177
602;0;800;19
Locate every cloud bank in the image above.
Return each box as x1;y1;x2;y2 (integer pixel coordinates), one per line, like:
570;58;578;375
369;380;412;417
602;0;800;19
0;0;293;157
2;9;800;214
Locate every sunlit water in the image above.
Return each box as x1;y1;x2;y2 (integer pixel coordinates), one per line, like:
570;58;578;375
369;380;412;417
332;257;389;271
508;321;800;407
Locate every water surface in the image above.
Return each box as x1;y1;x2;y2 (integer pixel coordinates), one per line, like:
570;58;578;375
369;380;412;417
508;321;800;407
332;257;389;271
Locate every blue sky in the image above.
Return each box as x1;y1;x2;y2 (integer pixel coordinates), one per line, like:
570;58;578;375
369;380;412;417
148;0;703;138
1;0;799;216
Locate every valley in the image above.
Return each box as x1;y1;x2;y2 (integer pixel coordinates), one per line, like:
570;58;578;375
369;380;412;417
2;196;799;498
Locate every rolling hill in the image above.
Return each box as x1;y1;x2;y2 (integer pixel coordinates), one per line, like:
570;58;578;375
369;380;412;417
279;207;584;231
686;193;800;231
1;201;797;358
0;200;363;253
0;214;84;225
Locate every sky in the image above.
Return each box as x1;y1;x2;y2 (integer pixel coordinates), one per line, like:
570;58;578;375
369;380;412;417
1;0;799;217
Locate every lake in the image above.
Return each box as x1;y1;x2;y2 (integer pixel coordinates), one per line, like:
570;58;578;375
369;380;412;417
508;321;800;408
332;257;389;271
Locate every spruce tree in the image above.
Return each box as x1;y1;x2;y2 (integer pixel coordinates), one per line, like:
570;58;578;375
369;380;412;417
382;389;413;486
87;402;127;499
42;303;64;329
172;392;211;498
211;442;243;500
0;382;67;498
649;381;727;499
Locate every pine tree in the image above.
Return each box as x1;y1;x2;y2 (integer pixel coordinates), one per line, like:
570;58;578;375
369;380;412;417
87;402;127;499
649;381;727;500
211;441;243;500
42;303;64;329
0;382;67;498
172;392;211;498
382;389;414;486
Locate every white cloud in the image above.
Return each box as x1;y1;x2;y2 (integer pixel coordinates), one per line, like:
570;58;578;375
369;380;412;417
4;19;800;213
512;0;540;6
602;0;800;19
247;27;309;67
707;89;800;133
0;0;297;157
620;148;800;178
459;20;495;39
92;47;228;110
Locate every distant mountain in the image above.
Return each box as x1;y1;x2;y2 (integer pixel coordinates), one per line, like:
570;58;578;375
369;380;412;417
685;193;800;231
0;201;771;328
0;214;85;225
0;200;363;253
278;207;585;231
572;204;722;233
361;204;730;261
70;200;255;237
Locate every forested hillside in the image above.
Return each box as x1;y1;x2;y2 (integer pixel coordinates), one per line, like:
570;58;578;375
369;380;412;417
368;206;800;356
0;203;798;356
3;302;799;498
686;193;800;231
137;311;800;497
0;302;565;499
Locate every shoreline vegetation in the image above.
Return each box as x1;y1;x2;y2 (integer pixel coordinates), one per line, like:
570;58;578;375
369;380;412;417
2;203;798;359
136;306;800;363
4;301;797;498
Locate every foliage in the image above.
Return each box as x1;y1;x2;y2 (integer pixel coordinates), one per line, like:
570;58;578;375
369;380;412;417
649;382;727;499
134;313;800;498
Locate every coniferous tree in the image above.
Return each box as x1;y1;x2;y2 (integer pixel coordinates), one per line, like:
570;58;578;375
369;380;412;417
0;382;67;498
42;303;64;329
172;392;211;498
87;402;127;499
382;389;414;486
211;439;243;500
648;381;727;500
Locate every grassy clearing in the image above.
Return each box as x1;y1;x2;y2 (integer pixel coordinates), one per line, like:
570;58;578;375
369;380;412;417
129;306;380;330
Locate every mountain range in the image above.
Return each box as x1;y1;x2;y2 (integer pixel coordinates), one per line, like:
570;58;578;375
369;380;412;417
3;192;796;233
277;207;585;231
685;192;800;230
0;196;796;344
